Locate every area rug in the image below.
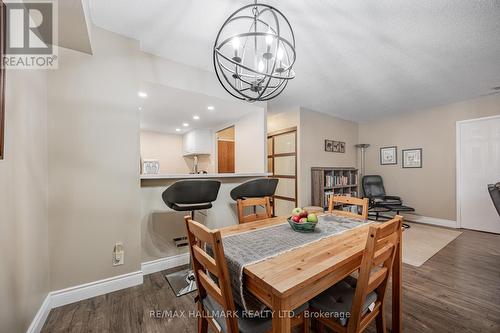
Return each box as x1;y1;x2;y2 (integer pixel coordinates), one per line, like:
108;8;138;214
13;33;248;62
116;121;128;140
402;222;462;267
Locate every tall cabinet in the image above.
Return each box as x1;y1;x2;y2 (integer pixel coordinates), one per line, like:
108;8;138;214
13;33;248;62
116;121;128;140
311;167;359;209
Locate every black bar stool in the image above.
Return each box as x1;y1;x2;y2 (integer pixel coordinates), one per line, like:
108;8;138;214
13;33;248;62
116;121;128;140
230;178;279;201
162;179;221;297
230;178;278;223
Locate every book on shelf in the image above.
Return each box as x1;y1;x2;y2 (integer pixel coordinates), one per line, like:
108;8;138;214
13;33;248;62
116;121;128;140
325;174;358;188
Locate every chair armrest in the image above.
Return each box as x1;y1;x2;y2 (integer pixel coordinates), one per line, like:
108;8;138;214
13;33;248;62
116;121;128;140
384;195;401;201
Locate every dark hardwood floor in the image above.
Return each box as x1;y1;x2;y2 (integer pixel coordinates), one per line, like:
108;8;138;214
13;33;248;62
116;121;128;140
42;229;500;333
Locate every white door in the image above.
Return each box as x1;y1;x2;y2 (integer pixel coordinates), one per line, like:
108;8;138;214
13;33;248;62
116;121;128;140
458;116;500;233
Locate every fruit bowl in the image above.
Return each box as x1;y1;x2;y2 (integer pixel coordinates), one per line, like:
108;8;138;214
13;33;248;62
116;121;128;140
289;208;319;232
287;217;317;233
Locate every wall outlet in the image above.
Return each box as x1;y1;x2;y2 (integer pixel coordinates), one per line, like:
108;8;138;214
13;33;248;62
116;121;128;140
113;242;124;266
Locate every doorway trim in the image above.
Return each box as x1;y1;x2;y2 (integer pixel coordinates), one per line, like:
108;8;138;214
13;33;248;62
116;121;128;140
456;114;500;229
268;126;298;214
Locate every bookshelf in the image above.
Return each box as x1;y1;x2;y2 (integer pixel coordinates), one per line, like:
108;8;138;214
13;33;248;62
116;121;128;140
311;167;359;209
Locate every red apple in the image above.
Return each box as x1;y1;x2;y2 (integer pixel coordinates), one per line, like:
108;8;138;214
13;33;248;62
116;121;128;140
299;217;308;223
292;215;301;223
299;210;308;218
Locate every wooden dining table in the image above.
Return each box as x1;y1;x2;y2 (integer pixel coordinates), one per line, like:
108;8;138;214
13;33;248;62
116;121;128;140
219;214;403;333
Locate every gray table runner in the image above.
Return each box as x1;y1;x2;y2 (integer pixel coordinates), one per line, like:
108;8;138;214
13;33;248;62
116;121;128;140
221;214;370;313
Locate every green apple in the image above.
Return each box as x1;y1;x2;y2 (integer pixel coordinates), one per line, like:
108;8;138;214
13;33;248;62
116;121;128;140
307;213;318;223
292;207;303;217
299;217;308;224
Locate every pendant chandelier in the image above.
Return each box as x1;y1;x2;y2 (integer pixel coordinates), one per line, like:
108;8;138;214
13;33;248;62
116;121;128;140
213;1;296;102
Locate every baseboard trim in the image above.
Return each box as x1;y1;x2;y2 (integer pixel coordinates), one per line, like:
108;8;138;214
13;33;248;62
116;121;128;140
26;294;52;333
403;213;458;229
141;253;190;275
26;252;192;332
50;271;143;309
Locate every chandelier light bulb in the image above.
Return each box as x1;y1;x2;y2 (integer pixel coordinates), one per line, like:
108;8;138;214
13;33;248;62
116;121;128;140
277;47;284;61
232;37;240;50
258;60;265;73
265;30;273;46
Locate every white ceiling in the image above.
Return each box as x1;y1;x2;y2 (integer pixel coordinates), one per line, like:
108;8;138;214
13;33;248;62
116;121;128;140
89;0;500;122
139;82;262;134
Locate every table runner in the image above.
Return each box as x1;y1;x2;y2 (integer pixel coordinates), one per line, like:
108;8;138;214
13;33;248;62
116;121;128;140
222;214;370;313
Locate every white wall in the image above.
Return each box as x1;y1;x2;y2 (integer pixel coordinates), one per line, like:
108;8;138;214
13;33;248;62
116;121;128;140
359;94;500;220
140;130;214;174
0;70;49;333
234;108;267;173
47;27;142;290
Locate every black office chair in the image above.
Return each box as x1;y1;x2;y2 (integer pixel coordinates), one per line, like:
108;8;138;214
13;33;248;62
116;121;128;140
362;175;413;228
162;179;221;297
488;182;500;216
230;178;279;200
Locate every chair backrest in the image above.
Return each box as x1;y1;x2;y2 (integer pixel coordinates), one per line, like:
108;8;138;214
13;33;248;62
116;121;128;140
362;175;386;198
488;182;500;216
184;216;239;333
328;196;369;220
230;178;279;201
237;197;272;224
348;216;403;332
162;180;221;208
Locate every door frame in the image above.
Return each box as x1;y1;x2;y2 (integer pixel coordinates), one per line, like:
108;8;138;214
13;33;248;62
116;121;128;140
456;114;500;229
268;127;298;215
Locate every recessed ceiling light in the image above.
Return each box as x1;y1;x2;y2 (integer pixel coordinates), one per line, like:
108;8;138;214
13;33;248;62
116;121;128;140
175;128;181;132
138;107;142;111
193;115;200;120
183;123;189;127
207;106;215;111
138;91;148;98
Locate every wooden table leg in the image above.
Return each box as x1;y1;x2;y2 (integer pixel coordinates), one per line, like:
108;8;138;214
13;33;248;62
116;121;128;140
272;294;291;333
392;227;403;333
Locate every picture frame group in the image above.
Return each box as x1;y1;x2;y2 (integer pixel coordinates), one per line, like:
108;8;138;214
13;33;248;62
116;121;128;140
380;146;422;168
325;139;345;153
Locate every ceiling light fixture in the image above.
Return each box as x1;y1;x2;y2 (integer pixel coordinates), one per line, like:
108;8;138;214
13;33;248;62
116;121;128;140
193;115;200;120
207;106;215;111
175;128;181;132
138;91;148;98
183;123;189;127
213;0;296;102
138;107;142;111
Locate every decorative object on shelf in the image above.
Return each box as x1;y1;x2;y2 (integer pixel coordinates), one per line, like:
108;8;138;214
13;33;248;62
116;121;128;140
142;159;160;175
325;140;345;153
380;146;397;165
402;148;422;168
213;0;296;101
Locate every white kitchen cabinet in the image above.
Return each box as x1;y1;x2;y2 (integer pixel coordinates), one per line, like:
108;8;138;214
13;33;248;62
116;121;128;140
182;129;213;156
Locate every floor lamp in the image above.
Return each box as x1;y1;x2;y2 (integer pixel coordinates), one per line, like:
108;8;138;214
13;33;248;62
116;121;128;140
355;144;370;196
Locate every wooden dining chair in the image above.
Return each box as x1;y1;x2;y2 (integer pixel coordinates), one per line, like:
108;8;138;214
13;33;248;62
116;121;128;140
184;216;309;333
236;197;272;224
328;196;369;220
310;215;403;333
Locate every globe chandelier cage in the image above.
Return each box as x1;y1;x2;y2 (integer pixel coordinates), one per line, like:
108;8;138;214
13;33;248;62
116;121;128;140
213;1;296;102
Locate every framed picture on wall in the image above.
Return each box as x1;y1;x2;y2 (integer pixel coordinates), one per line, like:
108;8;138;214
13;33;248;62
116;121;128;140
325;139;333;152
402;148;422;168
380;146;397;165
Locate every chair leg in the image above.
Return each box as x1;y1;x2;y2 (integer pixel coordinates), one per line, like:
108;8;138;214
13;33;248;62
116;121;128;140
375;309;386;333
198;316;208;333
304;316;311;333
